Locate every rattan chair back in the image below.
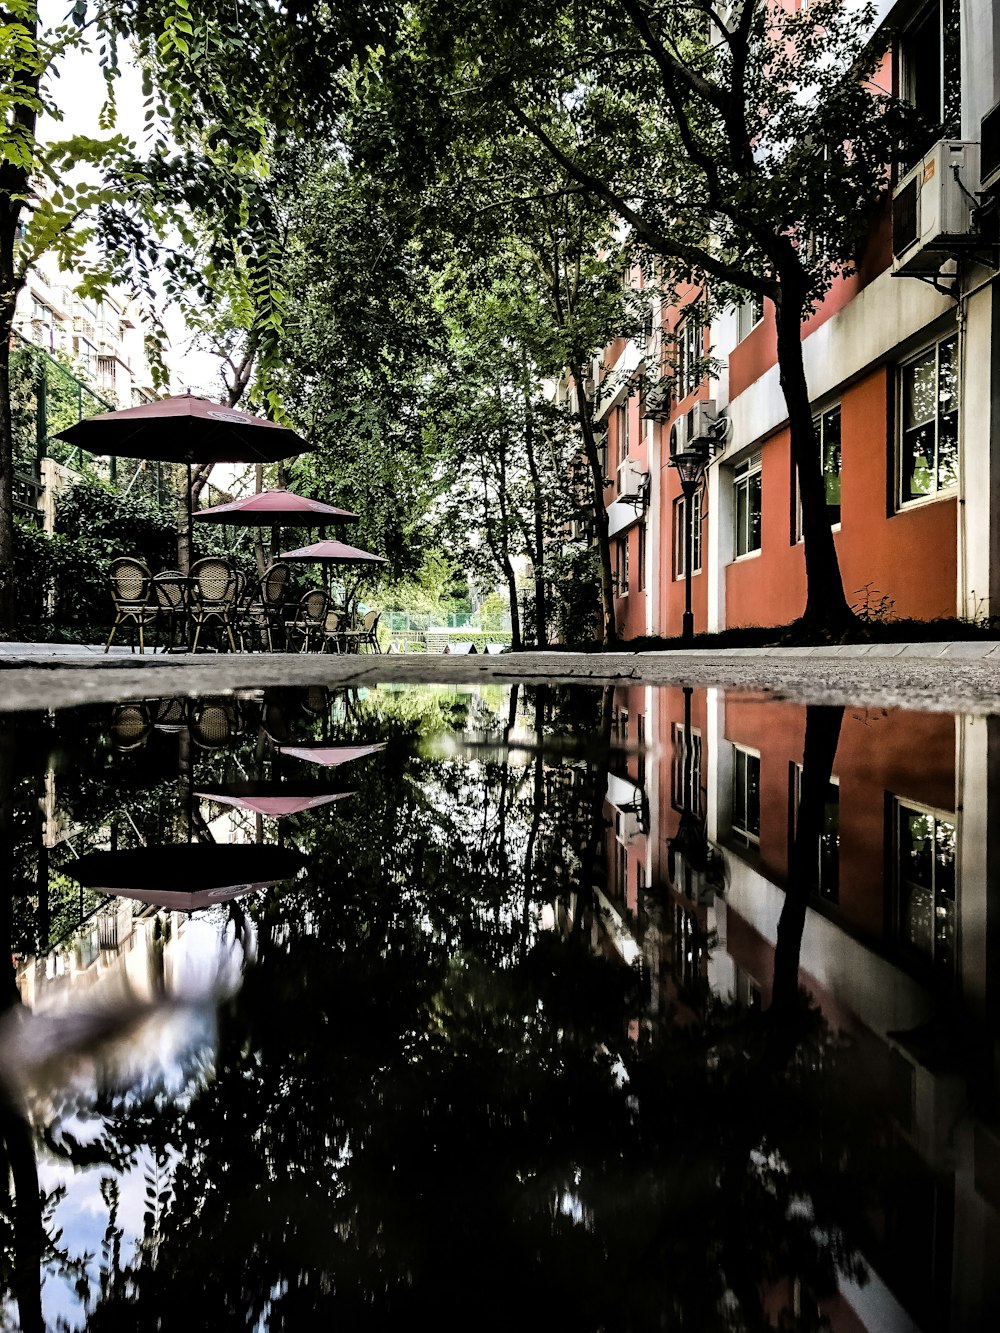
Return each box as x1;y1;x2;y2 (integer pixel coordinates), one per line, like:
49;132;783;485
260;563;290;609
109;557;152;609
190;557;236;608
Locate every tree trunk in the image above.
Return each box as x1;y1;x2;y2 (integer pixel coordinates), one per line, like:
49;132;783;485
571;364;616;645
770;705;845;1024
520;368;548;646
773;283;856;637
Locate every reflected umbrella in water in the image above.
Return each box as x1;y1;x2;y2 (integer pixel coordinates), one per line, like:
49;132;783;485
197;780;354;818
276;742;386;767
69;844;306;911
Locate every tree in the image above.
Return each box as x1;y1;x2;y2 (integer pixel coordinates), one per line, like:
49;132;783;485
366;0;914;637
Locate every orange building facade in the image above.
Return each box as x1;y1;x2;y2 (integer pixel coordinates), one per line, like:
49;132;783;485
590;0;999;638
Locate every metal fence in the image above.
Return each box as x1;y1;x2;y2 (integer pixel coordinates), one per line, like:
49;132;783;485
11;335;173;517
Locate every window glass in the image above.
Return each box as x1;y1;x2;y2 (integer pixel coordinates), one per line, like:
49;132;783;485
733;747;760;846
896;802;957;975
900;337;959;504
734;460;762;558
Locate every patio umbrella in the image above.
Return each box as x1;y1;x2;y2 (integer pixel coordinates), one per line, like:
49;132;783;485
277;742;386;767
279;539;386;566
193;490;358;526
54;393;312;564
70;844;306;912
280;538;386;602
197;779;354;818
195;489;360;574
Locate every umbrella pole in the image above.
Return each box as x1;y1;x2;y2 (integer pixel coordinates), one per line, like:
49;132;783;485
187;462;194;572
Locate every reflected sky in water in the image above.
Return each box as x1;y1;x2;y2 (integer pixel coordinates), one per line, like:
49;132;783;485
0;683;997;1331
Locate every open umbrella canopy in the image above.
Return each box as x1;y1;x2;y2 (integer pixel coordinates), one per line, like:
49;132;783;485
197;779;354;817
194;489;358;526
54;394;310;466
70;844;306;911
276;743;387;767
279;539;386;566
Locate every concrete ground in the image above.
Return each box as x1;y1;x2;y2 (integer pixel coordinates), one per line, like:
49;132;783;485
1;641;999;714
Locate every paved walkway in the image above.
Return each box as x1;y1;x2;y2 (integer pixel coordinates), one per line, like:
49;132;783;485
1;641;999;715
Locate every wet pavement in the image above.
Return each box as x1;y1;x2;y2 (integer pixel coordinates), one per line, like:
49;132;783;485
2;644;1000;715
0;680;997;1330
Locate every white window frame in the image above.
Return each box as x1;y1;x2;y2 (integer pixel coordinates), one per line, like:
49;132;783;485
736;293;764;343
615;535;629;596
732;744;761;848
733;453;762;560
676;307;703;400
671;722;703;816
897;335;959;510
794;404;842;542
893;796;957;974
673;491;703;579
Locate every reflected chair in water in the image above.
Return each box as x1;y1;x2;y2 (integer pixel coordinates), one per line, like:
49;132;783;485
109;702;153;751
189;557;238;654
190;699;241;751
105;557;157;654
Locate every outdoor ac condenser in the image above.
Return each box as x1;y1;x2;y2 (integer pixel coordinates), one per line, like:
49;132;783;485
669;399;718;456
892;140;981;276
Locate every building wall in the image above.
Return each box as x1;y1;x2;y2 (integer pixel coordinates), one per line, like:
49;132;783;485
726;367;959;627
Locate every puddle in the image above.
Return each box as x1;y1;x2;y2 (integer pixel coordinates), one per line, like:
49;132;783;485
0;682;996;1330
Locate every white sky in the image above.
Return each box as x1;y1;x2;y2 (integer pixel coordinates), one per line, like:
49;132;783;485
36;2;224;397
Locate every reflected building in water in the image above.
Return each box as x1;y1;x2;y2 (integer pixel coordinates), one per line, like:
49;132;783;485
594;687;1000;1332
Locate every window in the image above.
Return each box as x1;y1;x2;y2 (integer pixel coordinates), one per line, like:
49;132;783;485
671;723;703;816
637;712;646;788
737;293;764;342
617;400;631;469
899;336;958;505
673;491;703;578
894;800;956;976
732;746;760;847
615;536;629;595
637;522;647;591
676;307;703;400
733;455;762;557
900;0;961;154
791;766;840;903
794;405;841;541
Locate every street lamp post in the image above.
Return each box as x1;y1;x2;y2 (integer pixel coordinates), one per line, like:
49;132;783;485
670;446;710;644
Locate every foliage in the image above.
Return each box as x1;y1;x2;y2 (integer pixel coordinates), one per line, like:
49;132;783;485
551;543;602;646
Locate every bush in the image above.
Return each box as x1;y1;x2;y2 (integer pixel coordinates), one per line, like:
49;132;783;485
552;547;601;647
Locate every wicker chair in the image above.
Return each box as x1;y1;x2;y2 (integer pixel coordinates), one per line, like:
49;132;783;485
105;557;156;654
320;609;348;654
285;589;330;652
191;699;239;750
239;562;290;652
357;609;382;653
189;557;238;654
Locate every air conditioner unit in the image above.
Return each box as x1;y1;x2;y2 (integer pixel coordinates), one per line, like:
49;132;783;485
642;378;672;420
892;140;981;275
690;399;718;444
617;458;649;502
982;101;1000;191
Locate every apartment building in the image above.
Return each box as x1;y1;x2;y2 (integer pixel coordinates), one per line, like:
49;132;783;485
12;251;154;409
595;0;1000;636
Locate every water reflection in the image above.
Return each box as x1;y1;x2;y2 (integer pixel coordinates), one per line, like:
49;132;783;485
0;684;996;1329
